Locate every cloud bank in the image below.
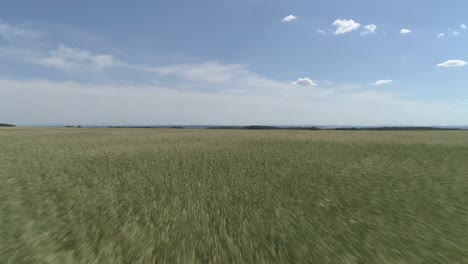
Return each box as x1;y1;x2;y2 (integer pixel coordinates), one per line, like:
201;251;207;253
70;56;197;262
1;78;464;126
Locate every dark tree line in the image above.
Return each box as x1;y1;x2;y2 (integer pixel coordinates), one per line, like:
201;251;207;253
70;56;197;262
0;123;15;127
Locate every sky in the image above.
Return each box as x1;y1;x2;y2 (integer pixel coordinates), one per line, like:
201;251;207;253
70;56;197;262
1;0;467;126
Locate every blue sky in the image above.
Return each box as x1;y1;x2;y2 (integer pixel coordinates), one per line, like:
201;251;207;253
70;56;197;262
1;0;467;125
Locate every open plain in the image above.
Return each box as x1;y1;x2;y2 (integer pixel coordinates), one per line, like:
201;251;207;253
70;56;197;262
1;128;468;263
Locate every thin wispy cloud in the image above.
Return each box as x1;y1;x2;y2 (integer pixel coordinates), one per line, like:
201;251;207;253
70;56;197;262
461;24;467;29
437;60;467;68
0;20;41;41
33;44;123;70
371;80;393;86
150;61;251;84
449;29;460;36
333;19;361;35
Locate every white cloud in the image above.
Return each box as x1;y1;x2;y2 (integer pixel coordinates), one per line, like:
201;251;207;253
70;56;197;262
437;60;467;68
333;19;361;35
371;80;393;86
400;28;411;34
461;24;467;29
291;78;317;87
437;33;445;38
317;29;326;34
282;15;298;23
361;24;377;35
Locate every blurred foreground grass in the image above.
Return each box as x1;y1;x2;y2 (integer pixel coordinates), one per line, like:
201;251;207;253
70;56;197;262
1;128;468;263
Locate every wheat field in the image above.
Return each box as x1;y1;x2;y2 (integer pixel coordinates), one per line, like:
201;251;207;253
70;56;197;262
1;128;468;263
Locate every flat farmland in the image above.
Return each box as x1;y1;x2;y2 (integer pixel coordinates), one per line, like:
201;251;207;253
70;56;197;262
1;128;468;263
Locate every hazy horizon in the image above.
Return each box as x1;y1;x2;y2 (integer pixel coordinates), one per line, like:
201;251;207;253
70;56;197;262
6;123;468;128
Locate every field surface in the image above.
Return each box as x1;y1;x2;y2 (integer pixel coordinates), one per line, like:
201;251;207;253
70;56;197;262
1;128;468;263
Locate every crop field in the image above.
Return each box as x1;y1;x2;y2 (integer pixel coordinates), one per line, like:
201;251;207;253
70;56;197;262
1;128;468;263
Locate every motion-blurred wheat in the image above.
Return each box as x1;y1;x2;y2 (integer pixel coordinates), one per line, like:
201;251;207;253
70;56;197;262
1;128;468;263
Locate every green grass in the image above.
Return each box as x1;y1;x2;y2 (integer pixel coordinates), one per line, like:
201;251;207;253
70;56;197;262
1;128;468;263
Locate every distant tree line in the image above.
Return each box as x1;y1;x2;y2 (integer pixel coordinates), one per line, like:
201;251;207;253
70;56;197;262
59;125;466;131
104;126;184;129
208;126;320;130
208;126;464;131
333;127;462;131
0;123;15;127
